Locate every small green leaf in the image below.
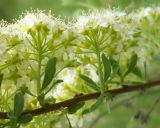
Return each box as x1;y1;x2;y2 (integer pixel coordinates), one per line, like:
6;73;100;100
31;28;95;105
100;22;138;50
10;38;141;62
124;53;138;77
102;54;111;82
82;94;104;114
50;80;63;89
108;56;120;80
37;93;45;106
64;60;80;68
79;74;99;91
44;96;56;104
90;94;104;111
45;80;63;95
18;114;33;124
0;73;3;88
132;66;142;78
117;67;122;77
20;86;36;97
109;56;117;65
41;57;57;91
13;92;24;117
110;63;119;80
82;109;90;115
68;101;85;114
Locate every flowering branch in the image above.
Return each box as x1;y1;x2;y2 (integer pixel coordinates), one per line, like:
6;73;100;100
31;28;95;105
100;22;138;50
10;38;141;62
0;8;160;127
0;79;160;119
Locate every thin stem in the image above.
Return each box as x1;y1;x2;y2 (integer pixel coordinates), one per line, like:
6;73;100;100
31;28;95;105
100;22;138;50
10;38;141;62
37;58;41;95
65;114;72;128
96;49;104;93
94;37;105;94
36;31;43;95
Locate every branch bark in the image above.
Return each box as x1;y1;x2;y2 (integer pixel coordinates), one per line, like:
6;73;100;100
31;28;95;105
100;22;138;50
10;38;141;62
0;79;160;119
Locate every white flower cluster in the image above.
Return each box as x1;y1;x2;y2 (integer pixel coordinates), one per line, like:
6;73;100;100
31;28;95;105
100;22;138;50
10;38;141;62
73;8;160;67
0;11;73;95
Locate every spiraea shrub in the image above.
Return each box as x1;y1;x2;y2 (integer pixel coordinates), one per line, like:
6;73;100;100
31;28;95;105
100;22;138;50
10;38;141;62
0;7;160;128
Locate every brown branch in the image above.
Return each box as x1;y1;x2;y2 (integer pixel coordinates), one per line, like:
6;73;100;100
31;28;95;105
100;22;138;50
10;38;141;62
0;79;160;119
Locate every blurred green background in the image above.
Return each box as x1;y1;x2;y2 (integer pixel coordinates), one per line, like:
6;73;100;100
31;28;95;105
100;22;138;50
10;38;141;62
0;0;160;22
0;0;160;128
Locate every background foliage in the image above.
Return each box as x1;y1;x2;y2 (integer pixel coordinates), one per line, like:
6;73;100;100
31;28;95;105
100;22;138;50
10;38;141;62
0;0;160;22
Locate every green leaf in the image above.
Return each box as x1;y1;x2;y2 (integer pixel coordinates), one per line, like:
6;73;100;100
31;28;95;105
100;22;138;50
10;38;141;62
20;86;36;97
82;109;90;115
90;94;104;111
50;80;63;90
132;66;142;78
109;63;119;81
79;74;99;91
124;53;138;77
18;114;33;124
109;56;117;65
53;79;63;85
13;92;24;117
102;54;111;81
41;57;57;91
44;96;56;104
37;93;45;106
108;56;120;80
68;101;85;114
117;68;122;77
82;94;104;114
110;56;121;77
64;60;80;68
0;73;3;88
45;80;63;95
